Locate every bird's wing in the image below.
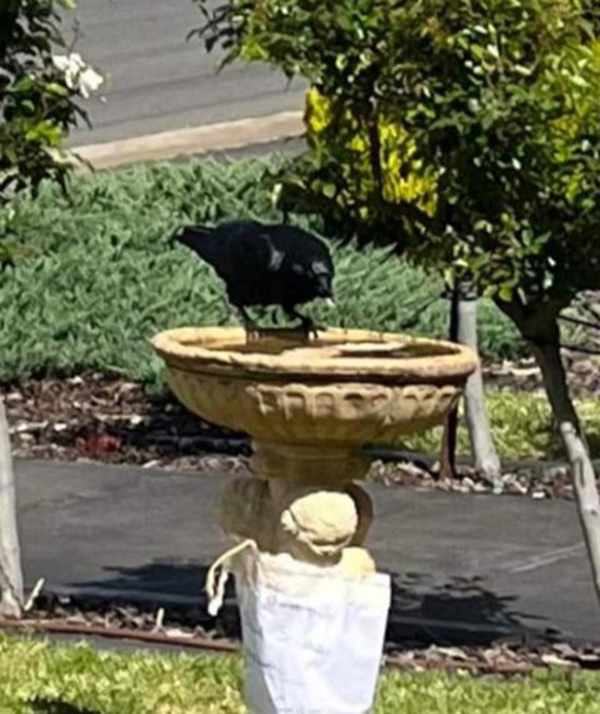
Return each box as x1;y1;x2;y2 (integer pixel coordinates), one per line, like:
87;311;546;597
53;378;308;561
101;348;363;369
244;231;285;272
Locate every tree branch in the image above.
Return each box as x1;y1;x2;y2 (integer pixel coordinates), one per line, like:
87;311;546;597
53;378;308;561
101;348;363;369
560;342;600;356
559;314;600;331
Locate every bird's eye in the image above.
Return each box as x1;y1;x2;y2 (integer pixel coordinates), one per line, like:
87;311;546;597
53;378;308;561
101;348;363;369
291;263;304;274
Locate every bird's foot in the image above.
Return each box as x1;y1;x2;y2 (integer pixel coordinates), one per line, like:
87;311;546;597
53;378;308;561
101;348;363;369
245;326;308;343
240;319;263;343
299;319;325;340
282;307;325;341
235;307;264;343
245;327;261;343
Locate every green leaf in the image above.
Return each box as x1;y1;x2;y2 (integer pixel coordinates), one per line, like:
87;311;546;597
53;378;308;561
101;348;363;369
498;284;513;302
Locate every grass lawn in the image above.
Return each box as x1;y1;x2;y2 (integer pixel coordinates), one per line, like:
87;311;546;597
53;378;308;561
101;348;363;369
2;635;600;714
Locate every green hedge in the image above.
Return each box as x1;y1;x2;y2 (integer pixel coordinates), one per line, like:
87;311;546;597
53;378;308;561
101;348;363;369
0;158;524;386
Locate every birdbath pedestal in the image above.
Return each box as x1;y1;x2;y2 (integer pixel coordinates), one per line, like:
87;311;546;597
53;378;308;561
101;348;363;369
152;327;477;714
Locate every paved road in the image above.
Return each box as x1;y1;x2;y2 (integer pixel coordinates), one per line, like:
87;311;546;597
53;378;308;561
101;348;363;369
68;0;305;146
16;458;598;646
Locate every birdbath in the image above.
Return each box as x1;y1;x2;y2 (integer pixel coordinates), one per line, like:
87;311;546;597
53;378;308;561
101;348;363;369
152;327;477;714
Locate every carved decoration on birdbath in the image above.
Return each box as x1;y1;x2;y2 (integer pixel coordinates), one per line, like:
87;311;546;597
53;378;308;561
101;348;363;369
152;327;477;713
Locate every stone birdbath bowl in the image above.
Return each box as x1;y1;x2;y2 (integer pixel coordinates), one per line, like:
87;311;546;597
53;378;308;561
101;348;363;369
152;326;477;714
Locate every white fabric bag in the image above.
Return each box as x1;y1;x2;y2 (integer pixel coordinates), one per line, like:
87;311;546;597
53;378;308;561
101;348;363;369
235;549;391;714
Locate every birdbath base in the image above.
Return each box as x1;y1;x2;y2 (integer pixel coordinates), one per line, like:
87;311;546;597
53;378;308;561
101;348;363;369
216;439;390;714
151;327;477;714
221;440;375;569
236;547;391;714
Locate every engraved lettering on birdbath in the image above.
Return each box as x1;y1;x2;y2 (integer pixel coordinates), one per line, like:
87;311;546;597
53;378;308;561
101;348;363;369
152;327;477;714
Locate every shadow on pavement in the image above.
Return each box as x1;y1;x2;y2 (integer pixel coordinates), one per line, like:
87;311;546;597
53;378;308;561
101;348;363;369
388;572;549;647
67;560;549;648
91;560;211;599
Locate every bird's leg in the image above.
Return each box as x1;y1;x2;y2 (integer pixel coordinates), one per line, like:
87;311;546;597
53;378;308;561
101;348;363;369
284;306;322;339
236;306;260;341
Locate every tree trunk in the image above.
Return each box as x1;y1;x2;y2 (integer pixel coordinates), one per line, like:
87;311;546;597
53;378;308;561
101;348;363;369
457;291;502;490
0;397;23;617
440;288;459;480
532;340;600;606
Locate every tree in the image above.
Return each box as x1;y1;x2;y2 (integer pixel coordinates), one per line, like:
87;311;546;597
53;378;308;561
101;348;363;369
195;0;600;603
455;286;501;488
441;283;501;487
0;0;102;616
195;0;502;486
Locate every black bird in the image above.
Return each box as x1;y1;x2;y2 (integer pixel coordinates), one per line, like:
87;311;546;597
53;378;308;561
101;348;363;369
173;219;335;337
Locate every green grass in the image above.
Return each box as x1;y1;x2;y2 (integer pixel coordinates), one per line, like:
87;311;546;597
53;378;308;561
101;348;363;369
1;635;600;714
0;157;523;387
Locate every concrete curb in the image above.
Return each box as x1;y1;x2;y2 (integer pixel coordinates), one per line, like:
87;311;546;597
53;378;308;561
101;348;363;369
72;110;304;170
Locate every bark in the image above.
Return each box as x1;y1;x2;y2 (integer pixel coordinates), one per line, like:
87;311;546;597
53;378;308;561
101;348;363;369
457;293;502;489
440;288;459;480
0;396;23;617
532;340;600;606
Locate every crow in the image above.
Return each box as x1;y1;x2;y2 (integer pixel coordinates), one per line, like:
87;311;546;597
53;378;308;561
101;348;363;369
172;220;335;338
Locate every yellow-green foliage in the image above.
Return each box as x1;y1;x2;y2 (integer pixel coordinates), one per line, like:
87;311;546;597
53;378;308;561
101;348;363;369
404;389;600;461
0;634;244;714
3;634;600;713
304;87;437;219
196;0;600;315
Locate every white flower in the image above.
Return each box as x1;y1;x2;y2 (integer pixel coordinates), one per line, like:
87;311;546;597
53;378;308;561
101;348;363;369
77;66;104;98
52;52;103;98
52;52;86;89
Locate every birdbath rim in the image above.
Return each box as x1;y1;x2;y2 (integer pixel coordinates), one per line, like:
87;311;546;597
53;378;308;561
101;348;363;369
151;326;477;384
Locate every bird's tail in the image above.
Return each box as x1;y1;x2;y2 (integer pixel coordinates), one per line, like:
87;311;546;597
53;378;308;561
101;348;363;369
171;226;223;264
171;225;214;249
171;226;214;248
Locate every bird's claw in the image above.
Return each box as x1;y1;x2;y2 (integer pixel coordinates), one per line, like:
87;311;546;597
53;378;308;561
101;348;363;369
245;326;315;342
299;320;325;340
238;306;325;343
245;325;264;342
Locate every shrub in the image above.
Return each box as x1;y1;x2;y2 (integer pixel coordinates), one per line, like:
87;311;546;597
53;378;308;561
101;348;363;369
1;0;102;262
403;389;600;461
0;159;524;386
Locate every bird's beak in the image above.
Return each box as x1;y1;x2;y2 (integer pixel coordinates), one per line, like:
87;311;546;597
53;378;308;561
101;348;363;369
324;297;336;309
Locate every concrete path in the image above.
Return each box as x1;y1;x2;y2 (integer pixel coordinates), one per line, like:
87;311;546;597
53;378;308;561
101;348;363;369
75;112;304;170
15;459;599;645
69;0;306;147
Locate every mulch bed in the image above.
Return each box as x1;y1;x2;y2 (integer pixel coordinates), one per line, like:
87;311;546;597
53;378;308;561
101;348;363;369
484;353;600;397
1;364;594;499
2;373;250;472
3;593;600;675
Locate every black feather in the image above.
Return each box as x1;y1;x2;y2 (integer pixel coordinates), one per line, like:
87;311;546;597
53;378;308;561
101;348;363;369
173;220;335;320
